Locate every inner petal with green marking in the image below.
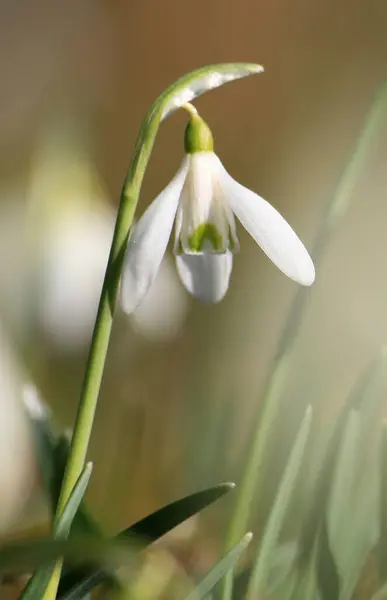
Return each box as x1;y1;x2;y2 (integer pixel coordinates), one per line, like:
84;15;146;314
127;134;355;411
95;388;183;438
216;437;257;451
188;222;224;252
173;152;240;255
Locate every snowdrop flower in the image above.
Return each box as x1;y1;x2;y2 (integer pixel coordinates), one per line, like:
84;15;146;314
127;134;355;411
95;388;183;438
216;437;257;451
121;104;315;312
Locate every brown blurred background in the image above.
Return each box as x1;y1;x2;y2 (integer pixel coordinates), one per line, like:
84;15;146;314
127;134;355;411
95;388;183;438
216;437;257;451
1;0;387;546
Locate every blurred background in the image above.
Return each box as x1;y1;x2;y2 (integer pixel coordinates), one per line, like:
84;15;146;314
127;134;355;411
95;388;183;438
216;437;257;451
1;0;387;595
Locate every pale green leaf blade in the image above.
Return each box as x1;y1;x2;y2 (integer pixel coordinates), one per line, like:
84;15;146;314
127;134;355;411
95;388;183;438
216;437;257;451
327;410;361;550
0;536;138;575
326;407;381;600
19;463;93;599
184;533;252;600
246;406;313;599
57;483;235;600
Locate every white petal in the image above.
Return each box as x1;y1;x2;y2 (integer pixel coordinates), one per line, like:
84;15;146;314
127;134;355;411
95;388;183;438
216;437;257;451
120;158;189;313
176;252;233;303
220;167;315;286
175;152;238;254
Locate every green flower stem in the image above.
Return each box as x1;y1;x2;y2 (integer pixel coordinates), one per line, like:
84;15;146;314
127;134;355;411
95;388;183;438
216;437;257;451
41;62;263;600
42;115;162;600
221;79;387;600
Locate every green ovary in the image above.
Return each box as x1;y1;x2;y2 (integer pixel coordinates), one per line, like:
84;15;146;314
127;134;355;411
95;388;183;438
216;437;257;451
188;222;224;252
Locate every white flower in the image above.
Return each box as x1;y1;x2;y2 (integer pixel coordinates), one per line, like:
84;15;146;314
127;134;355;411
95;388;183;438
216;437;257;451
120;112;315;313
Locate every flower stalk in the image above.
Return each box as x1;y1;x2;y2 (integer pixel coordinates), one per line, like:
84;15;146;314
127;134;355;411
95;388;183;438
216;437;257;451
42;106;160;600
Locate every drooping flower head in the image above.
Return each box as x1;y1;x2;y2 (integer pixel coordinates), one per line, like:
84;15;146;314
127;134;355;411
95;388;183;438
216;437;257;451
121;105;315;313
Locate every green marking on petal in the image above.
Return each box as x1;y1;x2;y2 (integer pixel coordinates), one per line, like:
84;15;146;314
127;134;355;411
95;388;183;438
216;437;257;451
189;222;223;252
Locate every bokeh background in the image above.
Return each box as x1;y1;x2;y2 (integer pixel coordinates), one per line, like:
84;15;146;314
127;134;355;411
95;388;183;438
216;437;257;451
1;0;387;592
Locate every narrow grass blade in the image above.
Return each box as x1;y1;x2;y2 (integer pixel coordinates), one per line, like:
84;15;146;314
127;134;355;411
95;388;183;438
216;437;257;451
57;483;234;599
326;402;382;600
184;533;252;600
315;518;339;600
340;453;381;600
296;355;387;600
122;483;234;541
297;350;385;571
0;536;138;575
289;532;321;600
224;354;291;550
19;463;93;599
324;410;360;600
271;570;298;600
245;406;312;600
327;410;360;549
233;542;297;600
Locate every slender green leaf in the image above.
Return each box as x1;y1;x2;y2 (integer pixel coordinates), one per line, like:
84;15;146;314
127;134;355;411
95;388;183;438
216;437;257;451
313;520;338;600
19;463;93;599
263;541;298;596
292;566;320;600
340;457;380;600
326;406;381;600
57;463;93;537
19;566;57;600
325;80;387;225
297;353;386;600
298;382;367;568
185;533;252;600
245;406;313;600
224;353;291;550
123;483;234;541
58;483;235;600
271;571;298;600
234;542;297;600
327;410;360;547
325;410;360;599
0;535;139;575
